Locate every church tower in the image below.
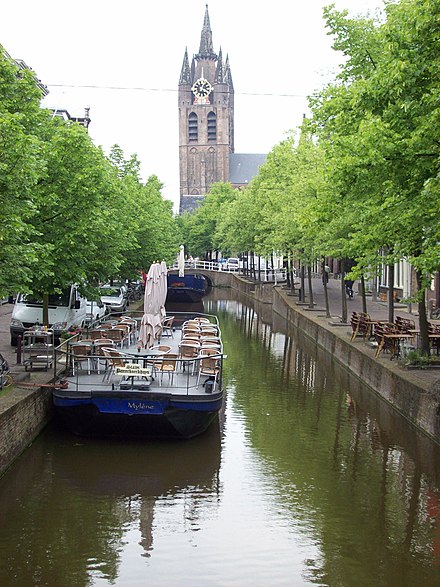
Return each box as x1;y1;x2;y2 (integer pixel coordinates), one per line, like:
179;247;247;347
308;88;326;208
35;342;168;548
178;5;234;214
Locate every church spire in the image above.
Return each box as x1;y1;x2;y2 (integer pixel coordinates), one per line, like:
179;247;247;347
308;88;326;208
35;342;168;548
214;47;224;83
196;4;217;60
224;54;234;89
179;47;191;84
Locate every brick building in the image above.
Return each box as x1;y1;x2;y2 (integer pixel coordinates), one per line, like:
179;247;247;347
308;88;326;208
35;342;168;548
178;5;266;214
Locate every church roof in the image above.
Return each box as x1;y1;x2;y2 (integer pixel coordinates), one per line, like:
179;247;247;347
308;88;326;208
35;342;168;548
229;153;267;185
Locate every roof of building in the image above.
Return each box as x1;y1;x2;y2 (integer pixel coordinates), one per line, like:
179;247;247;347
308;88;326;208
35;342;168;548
229;153;267;185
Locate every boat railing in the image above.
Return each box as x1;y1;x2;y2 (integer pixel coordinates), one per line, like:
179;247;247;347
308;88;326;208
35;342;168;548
54;341;224;396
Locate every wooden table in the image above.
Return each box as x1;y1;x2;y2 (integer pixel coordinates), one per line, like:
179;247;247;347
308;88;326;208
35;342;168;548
375;333;415;359
408;330;440;354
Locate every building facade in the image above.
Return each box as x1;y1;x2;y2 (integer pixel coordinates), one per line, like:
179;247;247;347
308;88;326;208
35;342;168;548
178;5;234;214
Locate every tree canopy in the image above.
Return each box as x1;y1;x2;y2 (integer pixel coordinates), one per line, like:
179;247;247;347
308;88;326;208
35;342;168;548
0;46;179;299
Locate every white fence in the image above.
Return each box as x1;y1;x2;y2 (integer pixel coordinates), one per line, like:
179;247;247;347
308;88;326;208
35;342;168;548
170;261;287;282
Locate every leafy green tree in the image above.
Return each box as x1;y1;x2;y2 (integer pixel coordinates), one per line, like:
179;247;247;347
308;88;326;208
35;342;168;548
0;47;48;296
181;182;237;258
310;0;440;349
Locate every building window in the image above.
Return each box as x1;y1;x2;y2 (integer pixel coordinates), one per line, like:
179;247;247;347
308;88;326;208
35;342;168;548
207;111;216;141
188;113;198;141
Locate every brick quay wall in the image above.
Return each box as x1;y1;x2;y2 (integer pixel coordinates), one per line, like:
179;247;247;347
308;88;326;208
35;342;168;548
230;274;440;444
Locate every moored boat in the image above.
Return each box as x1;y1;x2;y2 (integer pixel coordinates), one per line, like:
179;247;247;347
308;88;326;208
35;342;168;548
52;311;225;439
166;273;207;303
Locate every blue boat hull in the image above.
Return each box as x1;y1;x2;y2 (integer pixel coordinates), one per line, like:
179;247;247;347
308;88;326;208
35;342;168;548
53;391;223;439
166;274;207;303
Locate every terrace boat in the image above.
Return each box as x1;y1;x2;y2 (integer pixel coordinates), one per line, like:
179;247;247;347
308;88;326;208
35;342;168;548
166;273;208;303
52;312;225;440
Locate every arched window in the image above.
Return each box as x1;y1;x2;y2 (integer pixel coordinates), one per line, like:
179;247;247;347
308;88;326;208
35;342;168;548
188;113;198;141
207;111;216;141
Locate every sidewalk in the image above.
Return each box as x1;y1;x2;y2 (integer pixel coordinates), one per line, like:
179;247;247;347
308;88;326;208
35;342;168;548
277;276;440;394
294;276;419;327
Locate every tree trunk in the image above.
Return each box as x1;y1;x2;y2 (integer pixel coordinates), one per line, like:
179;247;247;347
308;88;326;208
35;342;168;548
322;257;330;318
341;261;348;323
307;265;314;309
388;263;395;324
299;261;306;303
360;274;368;314
416;269;430;356
43;292;49;327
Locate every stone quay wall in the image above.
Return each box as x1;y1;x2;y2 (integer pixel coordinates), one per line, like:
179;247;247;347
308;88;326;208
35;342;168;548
231;275;440;444
0;386;53;476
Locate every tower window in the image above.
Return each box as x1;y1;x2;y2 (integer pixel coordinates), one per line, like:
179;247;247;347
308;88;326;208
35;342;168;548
188;112;198;141
207;111;217;141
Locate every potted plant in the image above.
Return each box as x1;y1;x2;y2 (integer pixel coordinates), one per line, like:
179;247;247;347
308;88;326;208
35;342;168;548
60;325;81;344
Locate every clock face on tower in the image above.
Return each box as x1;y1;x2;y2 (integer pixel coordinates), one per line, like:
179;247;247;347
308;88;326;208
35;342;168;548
192;77;213;103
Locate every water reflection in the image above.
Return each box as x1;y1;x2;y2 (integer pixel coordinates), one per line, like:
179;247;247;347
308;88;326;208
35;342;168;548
0;425;221;587
0;292;439;586
207;294;440;586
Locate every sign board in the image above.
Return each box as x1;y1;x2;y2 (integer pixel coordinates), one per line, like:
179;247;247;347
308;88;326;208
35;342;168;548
115;364;151;377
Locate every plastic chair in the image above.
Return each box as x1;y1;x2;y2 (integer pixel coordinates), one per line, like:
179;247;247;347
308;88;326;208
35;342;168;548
101;347;127;382
196;349;220;388
154;353;178;386
104;328;125;348
93;339;115;374
146;345;172;377
120;318;138;344
161;316;175;338
70;343;93;375
112;324;131;347
178;342;200;374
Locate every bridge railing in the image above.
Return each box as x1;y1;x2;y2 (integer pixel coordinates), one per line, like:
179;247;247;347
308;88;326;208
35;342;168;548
170;261;287;282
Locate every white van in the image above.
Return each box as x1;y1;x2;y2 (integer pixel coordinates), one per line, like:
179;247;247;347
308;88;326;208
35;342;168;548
10;285;87;345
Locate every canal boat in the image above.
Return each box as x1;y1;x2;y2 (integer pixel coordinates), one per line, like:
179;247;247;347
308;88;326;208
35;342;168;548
166;273;208;303
52;312;225;440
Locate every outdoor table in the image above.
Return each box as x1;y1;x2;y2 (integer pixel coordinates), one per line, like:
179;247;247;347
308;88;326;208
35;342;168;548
408;330;440;354
375;333;414;360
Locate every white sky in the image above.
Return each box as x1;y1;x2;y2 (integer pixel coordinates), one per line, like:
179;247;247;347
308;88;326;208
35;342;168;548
1;0;384;212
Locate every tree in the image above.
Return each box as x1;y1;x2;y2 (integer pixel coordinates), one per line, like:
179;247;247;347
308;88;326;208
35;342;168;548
0;47;48;296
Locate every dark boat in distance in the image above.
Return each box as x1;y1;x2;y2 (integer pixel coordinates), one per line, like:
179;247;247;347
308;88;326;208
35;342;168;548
166;273;208;303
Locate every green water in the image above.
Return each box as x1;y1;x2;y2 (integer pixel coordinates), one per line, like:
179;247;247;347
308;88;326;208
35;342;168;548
0;294;438;586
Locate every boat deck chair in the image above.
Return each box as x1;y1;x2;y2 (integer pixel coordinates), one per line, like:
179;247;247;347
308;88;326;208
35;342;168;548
153;353;179;386
101;347;127;383
161;316;175;338
70;343;93;375
196;349;220;389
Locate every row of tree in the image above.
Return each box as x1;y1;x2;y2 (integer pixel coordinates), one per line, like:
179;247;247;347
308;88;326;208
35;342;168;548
1;47;179;301
179;0;440;354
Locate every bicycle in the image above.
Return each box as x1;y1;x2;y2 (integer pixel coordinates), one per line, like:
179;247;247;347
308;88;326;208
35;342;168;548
430;307;440;320
0;353;12;391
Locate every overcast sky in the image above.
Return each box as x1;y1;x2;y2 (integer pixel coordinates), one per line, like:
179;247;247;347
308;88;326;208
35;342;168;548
1;0;384;211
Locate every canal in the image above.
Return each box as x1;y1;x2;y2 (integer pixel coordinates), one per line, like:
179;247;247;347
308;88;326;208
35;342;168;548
0;292;439;586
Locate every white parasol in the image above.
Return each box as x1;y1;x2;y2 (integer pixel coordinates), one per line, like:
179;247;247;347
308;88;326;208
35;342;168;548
138;262;168;349
178;245;185;278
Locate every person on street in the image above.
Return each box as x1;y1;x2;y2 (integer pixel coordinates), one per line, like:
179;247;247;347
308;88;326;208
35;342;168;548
345;279;354;298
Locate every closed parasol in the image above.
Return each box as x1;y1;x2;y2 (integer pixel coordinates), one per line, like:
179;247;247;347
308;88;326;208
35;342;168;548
178;245;185;278
138;262;168;349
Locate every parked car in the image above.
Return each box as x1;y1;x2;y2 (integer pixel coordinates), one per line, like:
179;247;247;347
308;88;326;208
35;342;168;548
99;285;127;314
226;258;240;271
10;285;87;346
85;298;108;324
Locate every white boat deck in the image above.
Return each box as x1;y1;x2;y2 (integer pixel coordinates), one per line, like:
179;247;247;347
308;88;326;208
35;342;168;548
57;314;224;398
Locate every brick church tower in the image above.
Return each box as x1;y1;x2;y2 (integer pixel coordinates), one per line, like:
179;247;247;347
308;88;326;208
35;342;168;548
178;5;234;214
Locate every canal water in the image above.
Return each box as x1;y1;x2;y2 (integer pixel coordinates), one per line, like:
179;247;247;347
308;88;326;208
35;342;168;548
0;292;439;586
